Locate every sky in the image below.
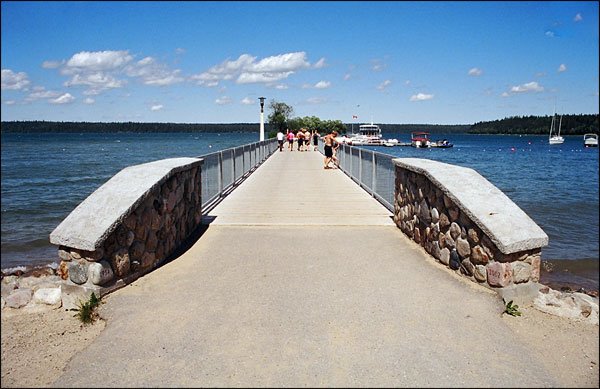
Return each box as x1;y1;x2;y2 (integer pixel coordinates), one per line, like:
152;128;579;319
1;1;598;125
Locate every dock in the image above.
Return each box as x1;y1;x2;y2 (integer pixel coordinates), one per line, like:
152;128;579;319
54;149;557;387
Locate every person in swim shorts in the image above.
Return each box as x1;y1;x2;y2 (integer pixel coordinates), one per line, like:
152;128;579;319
323;131;338;169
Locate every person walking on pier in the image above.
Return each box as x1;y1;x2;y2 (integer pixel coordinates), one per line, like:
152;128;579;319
277;130;285;152
323;131;339;169
312;130;320;151
286;130;295;151
304;128;311;151
297;129;305;151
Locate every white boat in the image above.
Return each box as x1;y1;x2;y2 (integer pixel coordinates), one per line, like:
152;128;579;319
583;133;598;147
548;110;564;145
339;122;398;146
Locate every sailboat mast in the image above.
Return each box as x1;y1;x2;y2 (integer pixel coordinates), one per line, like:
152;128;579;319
558;114;562;136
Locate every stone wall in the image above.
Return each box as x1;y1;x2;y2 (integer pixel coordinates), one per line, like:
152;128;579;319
392;158;549;298
50;158;203;308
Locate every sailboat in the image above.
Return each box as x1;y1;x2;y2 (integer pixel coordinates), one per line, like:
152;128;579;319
548;110;564;145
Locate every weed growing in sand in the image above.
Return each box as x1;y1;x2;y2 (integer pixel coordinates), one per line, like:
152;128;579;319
503;300;522;317
75;292;102;324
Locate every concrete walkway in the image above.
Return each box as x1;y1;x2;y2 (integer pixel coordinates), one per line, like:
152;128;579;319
55;149;557;387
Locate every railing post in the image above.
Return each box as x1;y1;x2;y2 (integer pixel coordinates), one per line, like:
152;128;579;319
232;149;236;183
218;151;224;197
372;152;376;197
359;148;362;186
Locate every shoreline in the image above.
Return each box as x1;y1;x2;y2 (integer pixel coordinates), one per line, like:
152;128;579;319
3;257;598;298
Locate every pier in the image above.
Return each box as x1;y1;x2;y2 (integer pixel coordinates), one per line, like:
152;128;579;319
51;147;558;387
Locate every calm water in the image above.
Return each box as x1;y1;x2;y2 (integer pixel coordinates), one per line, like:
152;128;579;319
1;132;598;289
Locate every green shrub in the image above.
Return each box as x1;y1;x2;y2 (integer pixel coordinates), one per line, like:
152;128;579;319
75;292;101;324
503;300;522;317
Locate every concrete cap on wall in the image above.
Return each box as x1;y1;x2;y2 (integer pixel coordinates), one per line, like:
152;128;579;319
393;158;548;254
49;157;203;251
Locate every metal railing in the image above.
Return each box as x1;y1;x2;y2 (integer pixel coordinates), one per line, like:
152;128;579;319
320;142;396;212
199;138;278;212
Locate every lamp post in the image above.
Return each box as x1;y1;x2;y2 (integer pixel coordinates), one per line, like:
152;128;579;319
259;97;266;141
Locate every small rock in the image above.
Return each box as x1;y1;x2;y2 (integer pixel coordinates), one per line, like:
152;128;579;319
5;288;33;308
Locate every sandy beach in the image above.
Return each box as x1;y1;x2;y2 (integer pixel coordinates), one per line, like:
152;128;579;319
1;291;598;388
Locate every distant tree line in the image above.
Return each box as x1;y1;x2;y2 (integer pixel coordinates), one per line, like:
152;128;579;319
468;114;598;135
0;121;275;133
1;114;597;135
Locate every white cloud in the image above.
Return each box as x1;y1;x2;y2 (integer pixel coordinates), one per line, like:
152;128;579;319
377;80;391;91
241;97;254;105
215;96;232;105
273;84;288;90
313;57;326;69
1;69;31;90
175;47;186;55
150;104;164;111
192;52;314;87
409;93;434;101
545;30;555;38
508;81;544;94
307;97;325;104
4;100;16;105
84;97;95;104
51;50;183;95
558;63;567;72
25;87;61;102
468;67;483;76
64;72;126;91
343;73;351;81
237;71;293;84
304;81;331;89
125;57;184;86
42;60;62;69
314;80;331;89
64;50;133;73
574;13;583;22
50;93;75;104
371;59;386;72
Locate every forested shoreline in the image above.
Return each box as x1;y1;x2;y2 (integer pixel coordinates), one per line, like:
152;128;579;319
1;113;597;134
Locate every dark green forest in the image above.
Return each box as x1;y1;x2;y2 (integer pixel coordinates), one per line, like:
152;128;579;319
1;114;597;135
468;114;598;135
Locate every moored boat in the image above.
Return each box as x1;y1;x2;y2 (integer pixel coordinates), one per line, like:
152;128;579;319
339;122;399;146
548;109;564;145
583;133;598;147
411;132;431;148
430;139;453;148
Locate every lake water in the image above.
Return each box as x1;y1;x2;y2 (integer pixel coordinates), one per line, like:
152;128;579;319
1;131;598;291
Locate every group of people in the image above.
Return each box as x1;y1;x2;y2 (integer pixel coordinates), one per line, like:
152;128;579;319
276;128;320;152
275;128;340;169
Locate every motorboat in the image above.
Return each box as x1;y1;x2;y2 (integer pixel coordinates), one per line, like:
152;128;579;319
430;139;453;148
339;122;398;146
411;132;431;148
583;133;598;147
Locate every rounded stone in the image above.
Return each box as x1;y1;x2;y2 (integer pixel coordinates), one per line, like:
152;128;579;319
449;249;460;270
431;208;440;224
456;238;471;258
439;247;450;265
89;260;115;286
68;260;89;285
474;265;487;282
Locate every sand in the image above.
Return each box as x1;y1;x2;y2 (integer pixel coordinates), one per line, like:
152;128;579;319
1;301;598;388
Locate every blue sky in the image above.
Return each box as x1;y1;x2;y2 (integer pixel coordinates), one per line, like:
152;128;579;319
1;1;598;124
